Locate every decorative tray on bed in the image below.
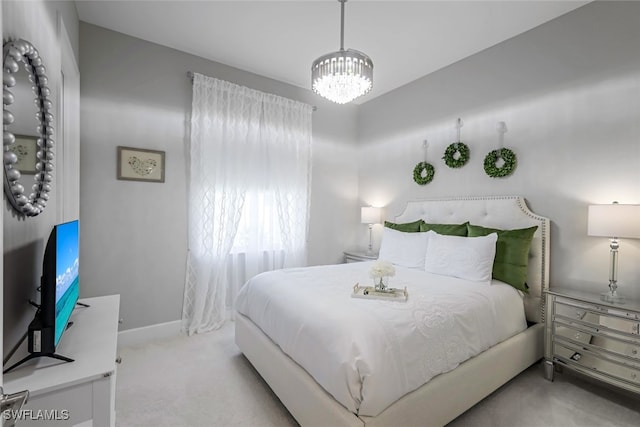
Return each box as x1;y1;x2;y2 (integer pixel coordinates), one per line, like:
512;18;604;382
351;283;408;302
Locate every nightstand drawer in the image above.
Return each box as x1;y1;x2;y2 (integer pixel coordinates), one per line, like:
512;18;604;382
554;322;640;360
553;323;593;345
590;334;640;361
555;300;640;338
553;341;640;386
555;300;597;324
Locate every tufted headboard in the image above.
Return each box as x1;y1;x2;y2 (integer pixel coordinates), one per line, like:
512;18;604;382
393;195;550;324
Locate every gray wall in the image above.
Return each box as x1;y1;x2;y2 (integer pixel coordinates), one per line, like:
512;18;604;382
79;23;358;331
3;0;79;358
357;1;640;300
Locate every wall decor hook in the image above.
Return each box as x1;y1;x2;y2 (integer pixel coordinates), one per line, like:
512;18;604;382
496;121;508;148
455;118;464;141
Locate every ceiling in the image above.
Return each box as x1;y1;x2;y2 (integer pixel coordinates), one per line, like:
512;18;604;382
75;1;589;104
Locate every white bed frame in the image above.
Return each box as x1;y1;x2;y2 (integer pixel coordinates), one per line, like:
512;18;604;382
236;196;550;427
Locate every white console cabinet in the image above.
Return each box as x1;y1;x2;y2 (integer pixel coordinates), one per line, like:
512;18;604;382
4;295;120;427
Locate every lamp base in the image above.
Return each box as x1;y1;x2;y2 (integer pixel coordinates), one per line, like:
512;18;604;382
601;291;625;304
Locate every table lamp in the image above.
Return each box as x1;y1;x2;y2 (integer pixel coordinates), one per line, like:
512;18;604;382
361;206;381;255
587;202;640;303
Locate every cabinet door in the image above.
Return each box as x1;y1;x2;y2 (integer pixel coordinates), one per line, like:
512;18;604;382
18;382;92;427
0;389;29;427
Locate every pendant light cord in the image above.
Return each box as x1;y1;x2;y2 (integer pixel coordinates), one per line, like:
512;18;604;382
339;0;346;51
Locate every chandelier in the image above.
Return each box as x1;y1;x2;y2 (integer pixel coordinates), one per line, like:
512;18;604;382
311;0;373;104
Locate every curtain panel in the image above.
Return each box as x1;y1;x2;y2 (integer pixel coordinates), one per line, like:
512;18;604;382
183;74;313;335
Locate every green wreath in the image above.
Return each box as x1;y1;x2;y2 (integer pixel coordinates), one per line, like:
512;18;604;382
484;148;517;178
413;161;435;185
443;142;470;168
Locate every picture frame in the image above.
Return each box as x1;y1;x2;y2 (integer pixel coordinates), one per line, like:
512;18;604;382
117;146;165;183
9;135;38;174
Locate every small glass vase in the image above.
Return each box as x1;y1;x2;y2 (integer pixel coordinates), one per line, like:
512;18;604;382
373;276;389;292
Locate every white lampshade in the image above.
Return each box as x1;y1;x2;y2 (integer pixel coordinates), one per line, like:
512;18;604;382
588;204;640;238
361;207;381;225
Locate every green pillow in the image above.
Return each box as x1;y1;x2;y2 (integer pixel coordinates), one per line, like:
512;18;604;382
384;220;424;233
419;221;469;236
466;224;537;292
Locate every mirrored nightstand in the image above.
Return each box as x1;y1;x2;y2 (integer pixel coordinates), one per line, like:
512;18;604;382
343;250;378;263
544;287;640;396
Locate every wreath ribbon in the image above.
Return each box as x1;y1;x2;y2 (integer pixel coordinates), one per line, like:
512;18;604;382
413;140;435;185
484;122;515;177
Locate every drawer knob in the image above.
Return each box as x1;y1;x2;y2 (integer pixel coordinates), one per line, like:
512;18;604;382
116;356;122;364
632;349;638;356
631;373;637;380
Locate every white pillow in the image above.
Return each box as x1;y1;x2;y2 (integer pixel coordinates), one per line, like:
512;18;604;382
423;230;498;283
378;227;430;269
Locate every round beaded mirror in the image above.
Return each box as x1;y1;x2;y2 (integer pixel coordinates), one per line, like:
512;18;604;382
3;38;55;217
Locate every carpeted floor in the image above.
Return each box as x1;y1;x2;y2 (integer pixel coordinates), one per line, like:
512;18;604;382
116;322;640;427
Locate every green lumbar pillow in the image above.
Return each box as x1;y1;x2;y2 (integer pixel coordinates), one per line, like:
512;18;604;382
466;224;538;293
384;220;424;233
419;221;469;236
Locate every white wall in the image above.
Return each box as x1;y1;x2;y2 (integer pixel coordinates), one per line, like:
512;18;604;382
2;0;79;358
357;1;640;300
79;23;358;330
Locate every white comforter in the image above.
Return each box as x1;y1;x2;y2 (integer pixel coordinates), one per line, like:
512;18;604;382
235;262;527;416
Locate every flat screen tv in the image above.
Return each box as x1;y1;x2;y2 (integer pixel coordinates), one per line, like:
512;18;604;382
42;219;80;348
3;220;80;373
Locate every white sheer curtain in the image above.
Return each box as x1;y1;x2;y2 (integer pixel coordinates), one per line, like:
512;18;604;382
183;74;313;335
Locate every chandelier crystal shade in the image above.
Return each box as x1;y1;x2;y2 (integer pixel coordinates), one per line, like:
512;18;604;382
311;0;373;104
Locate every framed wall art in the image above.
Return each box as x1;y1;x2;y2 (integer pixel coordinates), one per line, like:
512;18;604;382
9;135;38;174
117;146;165;183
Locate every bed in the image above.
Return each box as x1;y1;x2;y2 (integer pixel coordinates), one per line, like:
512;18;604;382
235;195;550;426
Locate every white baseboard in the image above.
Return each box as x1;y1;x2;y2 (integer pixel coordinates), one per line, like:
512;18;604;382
118;320;182;348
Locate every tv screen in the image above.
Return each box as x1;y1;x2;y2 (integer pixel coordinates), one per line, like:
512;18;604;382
54;220;80;346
